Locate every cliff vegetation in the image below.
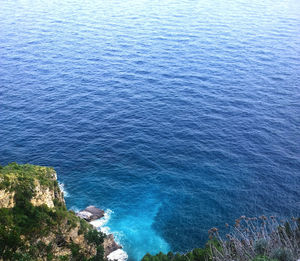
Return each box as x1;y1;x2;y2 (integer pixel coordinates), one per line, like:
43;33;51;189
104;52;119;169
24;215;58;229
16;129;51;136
142;216;300;261
0;163;105;261
1;163;299;261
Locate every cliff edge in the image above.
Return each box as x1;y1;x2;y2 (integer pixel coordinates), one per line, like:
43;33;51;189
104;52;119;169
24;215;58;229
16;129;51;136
0;163;105;260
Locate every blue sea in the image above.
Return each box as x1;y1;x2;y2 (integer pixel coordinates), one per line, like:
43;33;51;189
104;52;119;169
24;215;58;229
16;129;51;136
1;0;300;259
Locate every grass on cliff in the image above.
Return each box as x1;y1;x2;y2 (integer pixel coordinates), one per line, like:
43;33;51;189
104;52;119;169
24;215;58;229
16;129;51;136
142;217;300;261
0;163;105;261
0;162;57;192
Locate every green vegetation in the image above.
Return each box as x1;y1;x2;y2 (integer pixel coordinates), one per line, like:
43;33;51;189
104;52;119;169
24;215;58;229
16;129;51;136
142;217;300;261
142;241;218;261
0;162;58;192
0;163;105;261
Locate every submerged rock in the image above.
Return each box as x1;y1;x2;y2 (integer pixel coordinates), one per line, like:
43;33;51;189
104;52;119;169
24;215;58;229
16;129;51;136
76;205;105;221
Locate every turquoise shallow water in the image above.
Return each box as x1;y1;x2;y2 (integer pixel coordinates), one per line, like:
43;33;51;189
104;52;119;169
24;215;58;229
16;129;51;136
1;0;300;259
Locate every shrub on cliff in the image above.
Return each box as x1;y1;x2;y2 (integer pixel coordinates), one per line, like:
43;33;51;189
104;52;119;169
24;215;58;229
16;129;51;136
209;216;300;261
142;216;300;261
142;243;214;261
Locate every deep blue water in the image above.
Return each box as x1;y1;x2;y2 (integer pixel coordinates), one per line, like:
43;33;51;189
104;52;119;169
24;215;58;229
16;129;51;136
1;0;300;259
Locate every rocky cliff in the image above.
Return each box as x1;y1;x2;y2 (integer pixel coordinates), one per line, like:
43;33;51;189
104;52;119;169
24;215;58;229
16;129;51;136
0;165;64;209
0;163;104;260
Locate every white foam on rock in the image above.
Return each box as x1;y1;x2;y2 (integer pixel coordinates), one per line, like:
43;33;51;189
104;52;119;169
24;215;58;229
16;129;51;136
107;249;128;261
77;210;93;220
90;209;112;234
58;182;69;197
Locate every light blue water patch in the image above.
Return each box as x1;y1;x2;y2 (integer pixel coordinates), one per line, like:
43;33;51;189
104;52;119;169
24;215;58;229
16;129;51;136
61;171;170;260
108;198;170;261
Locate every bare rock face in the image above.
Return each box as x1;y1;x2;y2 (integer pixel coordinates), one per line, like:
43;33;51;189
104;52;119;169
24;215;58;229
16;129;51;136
76;205;105;221
30;180;56;208
36;222;97;259
0;190;15;208
0;168;64;209
103;234;122;258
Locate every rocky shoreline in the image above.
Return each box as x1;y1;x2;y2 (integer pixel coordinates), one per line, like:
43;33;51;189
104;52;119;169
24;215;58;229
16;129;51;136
76;206;128;261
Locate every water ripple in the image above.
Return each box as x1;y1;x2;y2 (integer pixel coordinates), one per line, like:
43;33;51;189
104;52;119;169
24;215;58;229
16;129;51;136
1;0;300;259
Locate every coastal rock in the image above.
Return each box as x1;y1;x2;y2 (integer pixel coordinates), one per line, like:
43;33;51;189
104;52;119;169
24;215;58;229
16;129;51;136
30;180;56;208
103;234;122;258
76;205;105;221
0;168;64;209
76;210;93;220
85;205;105;219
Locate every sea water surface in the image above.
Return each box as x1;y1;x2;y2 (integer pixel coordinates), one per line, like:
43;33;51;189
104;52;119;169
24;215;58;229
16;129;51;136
1;0;300;259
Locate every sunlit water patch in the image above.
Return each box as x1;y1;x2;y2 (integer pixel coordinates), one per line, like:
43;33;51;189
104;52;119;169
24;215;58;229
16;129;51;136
107;198;170;260
90;203;170;261
65;181;170;260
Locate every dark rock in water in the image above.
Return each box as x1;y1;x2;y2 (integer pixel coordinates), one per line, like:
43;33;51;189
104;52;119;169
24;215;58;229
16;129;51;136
76;206;105;221
76;210;93;221
103;234;122;258
85;206;105;218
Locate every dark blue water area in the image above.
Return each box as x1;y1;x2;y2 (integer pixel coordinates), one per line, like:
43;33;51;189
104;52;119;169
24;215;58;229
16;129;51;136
1;0;300;259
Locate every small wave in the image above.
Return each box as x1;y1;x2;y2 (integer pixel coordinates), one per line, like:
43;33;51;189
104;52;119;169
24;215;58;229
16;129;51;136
105;198;170;260
58;182;69;197
108;249;128;261
90;209;113;235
